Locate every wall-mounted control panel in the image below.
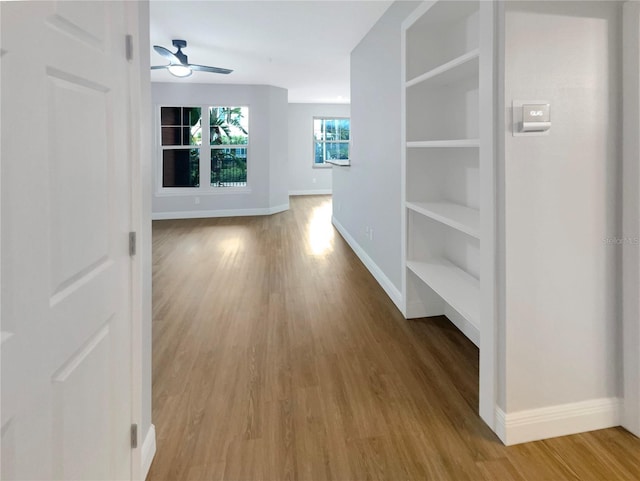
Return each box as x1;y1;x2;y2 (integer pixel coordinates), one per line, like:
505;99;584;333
513;100;551;136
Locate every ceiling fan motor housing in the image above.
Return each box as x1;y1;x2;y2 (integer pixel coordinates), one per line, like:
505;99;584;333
172;39;188;64
172;39;187;49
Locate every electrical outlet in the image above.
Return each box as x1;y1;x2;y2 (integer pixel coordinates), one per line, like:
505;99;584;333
194;197;200;205
312;178;317;184
369;228;374;241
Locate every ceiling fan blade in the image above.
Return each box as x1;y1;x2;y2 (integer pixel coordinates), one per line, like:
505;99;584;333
189;64;233;75
151;65;169;70
153;45;181;64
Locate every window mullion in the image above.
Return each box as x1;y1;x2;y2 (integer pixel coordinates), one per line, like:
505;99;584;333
201;105;211;189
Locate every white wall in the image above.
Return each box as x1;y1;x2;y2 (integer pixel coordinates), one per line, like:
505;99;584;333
333;1;419;308
288;103;350;195
151;83;289;218
269;88;290;207
502;0;622;418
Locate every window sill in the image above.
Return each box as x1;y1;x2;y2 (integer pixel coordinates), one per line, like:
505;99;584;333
312;163;333;169
325;159;351;167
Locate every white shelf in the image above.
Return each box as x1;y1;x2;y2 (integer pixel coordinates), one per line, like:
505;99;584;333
406;201;479;239
406;49;479;88
407;139;479;148
406;258;480;329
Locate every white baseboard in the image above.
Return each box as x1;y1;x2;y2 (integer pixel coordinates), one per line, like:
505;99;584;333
495;397;622;445
289;189;332;196
152;203;289;220
331;216;402;311
141;424;156;480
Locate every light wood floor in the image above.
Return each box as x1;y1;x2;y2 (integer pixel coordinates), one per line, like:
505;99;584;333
149;195;640;481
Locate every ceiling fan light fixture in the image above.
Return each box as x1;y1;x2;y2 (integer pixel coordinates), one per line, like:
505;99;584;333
168;64;192;78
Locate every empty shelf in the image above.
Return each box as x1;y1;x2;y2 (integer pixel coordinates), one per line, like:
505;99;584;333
406;49;479;88
406;258;479;328
407;201;479;238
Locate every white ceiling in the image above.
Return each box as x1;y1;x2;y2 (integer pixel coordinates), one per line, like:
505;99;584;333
149;1;392;103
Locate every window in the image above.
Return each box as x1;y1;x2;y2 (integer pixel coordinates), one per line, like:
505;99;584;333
159;105;249;190
210;107;249;187
313;117;350;167
160;107;202;187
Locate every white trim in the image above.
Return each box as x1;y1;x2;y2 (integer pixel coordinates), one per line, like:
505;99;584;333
495;398;622;446
622;0;640;438
127;3;151;480
141;424;156;480
331;216;402;311
289;189;332;196
478;0;499;435
152;203;289;220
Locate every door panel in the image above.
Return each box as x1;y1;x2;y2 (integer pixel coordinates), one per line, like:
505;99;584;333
48;72;110;297
52;324;111;480
1;1;133;479
51;1;107;48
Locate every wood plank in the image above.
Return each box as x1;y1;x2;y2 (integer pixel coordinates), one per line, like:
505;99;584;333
147;195;640;481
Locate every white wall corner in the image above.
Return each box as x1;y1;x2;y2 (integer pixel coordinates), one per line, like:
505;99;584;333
495;398;622;446
141;424;156;481
331;216;402;311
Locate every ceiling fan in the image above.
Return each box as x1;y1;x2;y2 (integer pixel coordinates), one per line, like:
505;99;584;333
151;39;233;78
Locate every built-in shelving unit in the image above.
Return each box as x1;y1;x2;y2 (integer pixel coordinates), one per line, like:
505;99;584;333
401;0;495;425
403;0;481;339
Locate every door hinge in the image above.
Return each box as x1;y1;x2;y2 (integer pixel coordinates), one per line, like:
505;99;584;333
125;34;134;61
129;232;137;256
131;424;138;449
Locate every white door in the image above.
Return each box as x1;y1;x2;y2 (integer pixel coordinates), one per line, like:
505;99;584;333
1;1;134;479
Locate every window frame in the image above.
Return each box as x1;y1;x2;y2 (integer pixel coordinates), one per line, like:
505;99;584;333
156;104;251;196
312;116;350;169
209;106;250;189
158;105;203;191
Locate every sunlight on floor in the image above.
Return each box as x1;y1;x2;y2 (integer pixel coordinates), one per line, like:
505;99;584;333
307;199;334;256
217;237;243;255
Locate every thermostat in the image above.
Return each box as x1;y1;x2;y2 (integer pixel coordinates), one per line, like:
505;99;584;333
513;100;551;136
